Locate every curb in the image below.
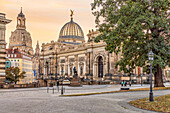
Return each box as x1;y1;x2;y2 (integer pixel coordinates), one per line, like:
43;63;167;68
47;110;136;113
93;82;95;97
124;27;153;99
60;87;170;97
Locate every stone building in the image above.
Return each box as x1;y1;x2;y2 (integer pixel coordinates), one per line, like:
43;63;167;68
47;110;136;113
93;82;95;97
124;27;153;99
39;12;121;86
0;13;11;84
9;8;33;55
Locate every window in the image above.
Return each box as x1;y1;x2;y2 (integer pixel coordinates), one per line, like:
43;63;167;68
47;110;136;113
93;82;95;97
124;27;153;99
165;70;170;76
61;67;64;75
22;36;25;41
11;54;13;57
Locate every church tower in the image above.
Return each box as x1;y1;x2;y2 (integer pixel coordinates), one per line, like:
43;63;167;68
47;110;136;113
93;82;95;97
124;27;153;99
35;41;40;56
16;7;26;30
9;8;33;55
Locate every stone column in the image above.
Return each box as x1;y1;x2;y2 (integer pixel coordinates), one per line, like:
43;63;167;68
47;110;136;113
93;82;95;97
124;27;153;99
65;56;68;75
75;55;78;73
90;52;93;75
85;53;89;75
0;13;11;84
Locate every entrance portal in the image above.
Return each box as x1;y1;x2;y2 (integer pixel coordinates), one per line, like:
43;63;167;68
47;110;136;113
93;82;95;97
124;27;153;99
98;56;103;78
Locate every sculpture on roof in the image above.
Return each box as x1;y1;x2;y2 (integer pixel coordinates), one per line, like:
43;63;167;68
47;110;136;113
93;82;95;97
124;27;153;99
70;9;74;19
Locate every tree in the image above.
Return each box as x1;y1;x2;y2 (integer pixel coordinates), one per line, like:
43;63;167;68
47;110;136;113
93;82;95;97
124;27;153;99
91;0;169;87
6;67;26;84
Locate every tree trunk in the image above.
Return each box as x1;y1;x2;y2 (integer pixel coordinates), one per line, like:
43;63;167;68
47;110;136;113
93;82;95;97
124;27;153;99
154;64;165;87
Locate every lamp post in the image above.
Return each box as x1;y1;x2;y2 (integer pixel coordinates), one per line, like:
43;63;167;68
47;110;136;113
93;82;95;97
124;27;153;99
148;50;154;102
141;74;142;86
61;69;64;95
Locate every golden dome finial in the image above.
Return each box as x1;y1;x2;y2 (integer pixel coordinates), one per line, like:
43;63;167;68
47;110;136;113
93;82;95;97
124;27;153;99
70;9;74;21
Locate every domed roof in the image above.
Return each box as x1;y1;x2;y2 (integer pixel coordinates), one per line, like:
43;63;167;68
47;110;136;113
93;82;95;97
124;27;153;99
59;19;84;40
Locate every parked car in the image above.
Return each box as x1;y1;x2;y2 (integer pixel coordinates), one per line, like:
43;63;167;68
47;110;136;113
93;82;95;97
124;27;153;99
63;80;71;85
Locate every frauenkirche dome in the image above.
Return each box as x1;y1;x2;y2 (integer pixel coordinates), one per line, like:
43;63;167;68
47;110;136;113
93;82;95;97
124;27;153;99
58;10;85;45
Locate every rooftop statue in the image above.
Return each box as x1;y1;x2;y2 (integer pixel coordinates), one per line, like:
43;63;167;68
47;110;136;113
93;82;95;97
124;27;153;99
70;9;74;19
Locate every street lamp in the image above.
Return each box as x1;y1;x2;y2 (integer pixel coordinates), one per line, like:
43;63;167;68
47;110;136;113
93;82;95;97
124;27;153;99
61;69;64;95
148;50;154;102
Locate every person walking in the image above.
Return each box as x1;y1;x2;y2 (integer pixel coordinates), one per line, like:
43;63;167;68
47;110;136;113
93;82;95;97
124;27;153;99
124;81;127;86
121;81;123;86
123;80;125;86
57;80;59;92
129;81;131;87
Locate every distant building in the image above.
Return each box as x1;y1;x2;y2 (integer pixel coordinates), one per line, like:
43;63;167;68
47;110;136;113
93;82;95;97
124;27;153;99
7;8;39;84
0;13;11;84
9;8;33;55
32;41;40;80
6;49;34;84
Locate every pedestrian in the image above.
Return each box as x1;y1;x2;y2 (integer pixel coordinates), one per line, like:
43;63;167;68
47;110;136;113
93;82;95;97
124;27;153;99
121;81;123;87
129;81;131;87
123;80;126;86
57;81;59;92
125;81;127;86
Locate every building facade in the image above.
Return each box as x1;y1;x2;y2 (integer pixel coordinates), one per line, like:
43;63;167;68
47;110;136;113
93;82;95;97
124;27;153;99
6;49;34;84
0;13;11;84
39;13;122;86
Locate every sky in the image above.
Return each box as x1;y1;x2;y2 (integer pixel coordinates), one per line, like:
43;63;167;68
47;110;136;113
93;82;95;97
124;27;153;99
0;0;96;49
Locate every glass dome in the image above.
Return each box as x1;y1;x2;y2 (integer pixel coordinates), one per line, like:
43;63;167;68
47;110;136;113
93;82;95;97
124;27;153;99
59;19;84;40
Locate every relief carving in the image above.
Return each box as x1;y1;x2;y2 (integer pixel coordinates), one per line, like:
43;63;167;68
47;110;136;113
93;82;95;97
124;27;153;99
79;57;85;61
69;58;75;62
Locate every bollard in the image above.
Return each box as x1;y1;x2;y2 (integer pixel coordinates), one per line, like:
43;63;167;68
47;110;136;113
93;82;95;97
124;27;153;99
58;86;59;92
47;87;49;93
53;87;54;94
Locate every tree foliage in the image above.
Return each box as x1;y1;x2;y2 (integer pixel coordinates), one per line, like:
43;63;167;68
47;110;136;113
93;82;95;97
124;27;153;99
91;0;169;86
6;67;26;84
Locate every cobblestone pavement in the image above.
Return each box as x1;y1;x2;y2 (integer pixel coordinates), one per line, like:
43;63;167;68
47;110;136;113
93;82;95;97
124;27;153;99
0;83;169;113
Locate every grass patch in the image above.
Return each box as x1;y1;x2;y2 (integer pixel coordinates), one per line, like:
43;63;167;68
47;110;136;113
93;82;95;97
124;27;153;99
129;94;170;113
129;87;170;91
121;106;129;109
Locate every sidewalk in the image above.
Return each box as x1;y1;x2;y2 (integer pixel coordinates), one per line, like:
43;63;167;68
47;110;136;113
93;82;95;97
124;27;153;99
0;83;170;96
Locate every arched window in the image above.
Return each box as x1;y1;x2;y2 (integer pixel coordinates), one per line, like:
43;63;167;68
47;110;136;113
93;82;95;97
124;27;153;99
18;19;21;25
98;56;103;78
22;36;25;42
